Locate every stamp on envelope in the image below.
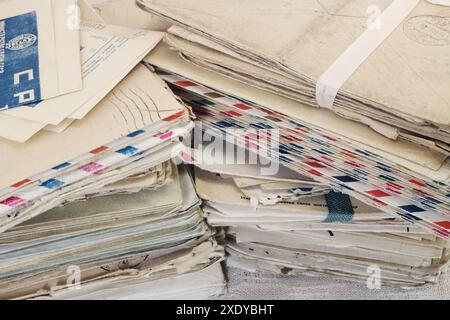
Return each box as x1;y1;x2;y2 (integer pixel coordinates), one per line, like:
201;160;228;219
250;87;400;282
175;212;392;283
404;15;450;46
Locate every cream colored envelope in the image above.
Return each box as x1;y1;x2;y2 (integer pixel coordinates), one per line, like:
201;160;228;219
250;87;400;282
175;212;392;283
0;0;82;109
0;64;186;191
3;22;163;126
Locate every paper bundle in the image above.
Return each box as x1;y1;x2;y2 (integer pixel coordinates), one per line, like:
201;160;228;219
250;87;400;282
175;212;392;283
0;3;228;296
145;46;450;239
0;164;226;299
196;166;449;287
190;131;449;286
142;40;450;285
140;0;450;155
0;72;229;299
0;61;227;299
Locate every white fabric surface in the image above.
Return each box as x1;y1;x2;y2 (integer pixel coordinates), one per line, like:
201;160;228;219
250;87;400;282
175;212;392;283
222;266;450;300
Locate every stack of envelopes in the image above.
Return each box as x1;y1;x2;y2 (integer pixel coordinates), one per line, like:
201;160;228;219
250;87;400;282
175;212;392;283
142;31;450;285
0;0;226;298
0;165;225;299
188;137;449;286
0;62;194;231
145;45;450;241
196;166;449;287
0;63;227;298
139;0;450;155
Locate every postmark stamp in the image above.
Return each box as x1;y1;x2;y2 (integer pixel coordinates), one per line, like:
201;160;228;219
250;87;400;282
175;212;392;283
6;34;37;51
404;15;450;46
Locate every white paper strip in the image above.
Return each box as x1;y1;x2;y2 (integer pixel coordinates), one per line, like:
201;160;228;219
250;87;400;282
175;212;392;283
315;0;421;109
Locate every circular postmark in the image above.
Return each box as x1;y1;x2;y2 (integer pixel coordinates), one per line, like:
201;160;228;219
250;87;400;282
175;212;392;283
5;34;37;51
404;15;450;46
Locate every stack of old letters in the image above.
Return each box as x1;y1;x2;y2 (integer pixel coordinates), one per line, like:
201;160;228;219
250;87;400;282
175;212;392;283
141;0;450;287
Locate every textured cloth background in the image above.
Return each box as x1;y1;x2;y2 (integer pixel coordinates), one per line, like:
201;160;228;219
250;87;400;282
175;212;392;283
222;267;450;300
